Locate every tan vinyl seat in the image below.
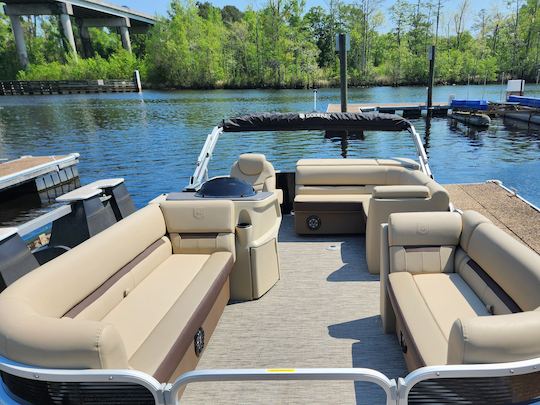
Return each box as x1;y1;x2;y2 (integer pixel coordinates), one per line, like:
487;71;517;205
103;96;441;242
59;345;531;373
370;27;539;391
380;211;540;371
366;169;450;274
293;159;449;264
230;153;282;204
0;200;235;383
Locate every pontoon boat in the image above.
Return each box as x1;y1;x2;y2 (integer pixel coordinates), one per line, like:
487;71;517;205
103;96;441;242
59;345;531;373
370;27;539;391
0;112;538;405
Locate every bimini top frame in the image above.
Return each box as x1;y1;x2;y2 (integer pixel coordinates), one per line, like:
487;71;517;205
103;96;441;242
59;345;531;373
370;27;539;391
185;112;432;191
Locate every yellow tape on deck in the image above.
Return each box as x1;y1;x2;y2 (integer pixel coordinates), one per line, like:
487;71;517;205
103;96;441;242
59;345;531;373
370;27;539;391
266;368;296;373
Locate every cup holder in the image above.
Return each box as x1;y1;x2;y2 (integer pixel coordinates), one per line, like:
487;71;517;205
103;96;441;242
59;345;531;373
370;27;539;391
237;223;252;229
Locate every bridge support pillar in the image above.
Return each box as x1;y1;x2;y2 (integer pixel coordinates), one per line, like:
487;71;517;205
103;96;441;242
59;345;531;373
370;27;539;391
59;13;78;60
8;15;29;68
81;17;132;54
78;23;93;58
119;26;132;53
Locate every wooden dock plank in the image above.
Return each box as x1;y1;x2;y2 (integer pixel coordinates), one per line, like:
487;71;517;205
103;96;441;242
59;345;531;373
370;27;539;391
0;154;79;192
444;182;540;255
0;156;70;178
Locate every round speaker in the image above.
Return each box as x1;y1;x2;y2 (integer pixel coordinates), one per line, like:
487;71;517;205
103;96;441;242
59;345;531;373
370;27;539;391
194;327;205;357
306;215;321;231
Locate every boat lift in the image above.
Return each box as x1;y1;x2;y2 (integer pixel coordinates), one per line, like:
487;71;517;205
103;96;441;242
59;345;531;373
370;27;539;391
0;178;135;291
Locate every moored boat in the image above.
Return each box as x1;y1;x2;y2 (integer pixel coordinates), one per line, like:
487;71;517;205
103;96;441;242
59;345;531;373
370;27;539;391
449;110;491;127
0;112;538;405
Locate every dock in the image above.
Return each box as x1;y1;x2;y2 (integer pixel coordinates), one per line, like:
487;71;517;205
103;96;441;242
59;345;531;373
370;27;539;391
444;181;540;255
327;102;450;117
0;154;79;194
0;79;139;96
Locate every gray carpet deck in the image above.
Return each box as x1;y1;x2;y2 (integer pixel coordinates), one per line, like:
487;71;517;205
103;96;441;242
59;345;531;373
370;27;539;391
181;215;406;404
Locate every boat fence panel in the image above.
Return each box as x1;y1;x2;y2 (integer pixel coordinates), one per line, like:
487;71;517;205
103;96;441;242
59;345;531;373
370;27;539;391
397;358;540;405
165;368;397;405
0;356;166;405
1;372;157;405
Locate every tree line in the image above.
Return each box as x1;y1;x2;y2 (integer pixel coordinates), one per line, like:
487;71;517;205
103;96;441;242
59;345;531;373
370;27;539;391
2;0;540;88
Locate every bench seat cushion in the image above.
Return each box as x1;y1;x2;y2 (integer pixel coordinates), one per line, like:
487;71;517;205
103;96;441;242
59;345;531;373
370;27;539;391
102;251;233;380
294;194;371;214
294;194;370;203
388;272;490;366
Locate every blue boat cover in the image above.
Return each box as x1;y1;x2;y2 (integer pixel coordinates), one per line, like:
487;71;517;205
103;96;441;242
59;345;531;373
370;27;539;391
450;99;489;111
507;95;540;108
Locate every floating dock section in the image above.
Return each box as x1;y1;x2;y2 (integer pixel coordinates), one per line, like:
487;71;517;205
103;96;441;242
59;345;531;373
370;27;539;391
0;154;80;194
444;181;540;255
327;102;450;117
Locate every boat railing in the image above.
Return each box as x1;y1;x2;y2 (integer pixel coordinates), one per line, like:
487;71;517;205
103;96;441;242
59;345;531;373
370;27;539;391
185;126;223;191
165;368;397;404
0;355;166;405
1;355;539;404
408;126;432;178
397;357;540;404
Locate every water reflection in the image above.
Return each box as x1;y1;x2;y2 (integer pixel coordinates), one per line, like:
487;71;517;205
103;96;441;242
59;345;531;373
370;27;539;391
0;85;539;223
424;116;431;153
447;119;486;147
502;118;540;144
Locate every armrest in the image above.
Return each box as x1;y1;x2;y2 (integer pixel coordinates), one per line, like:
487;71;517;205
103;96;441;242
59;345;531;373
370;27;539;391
447;310;540;364
380;223;396;333
275;189;283;205
373;185;430;199
0;299;129;369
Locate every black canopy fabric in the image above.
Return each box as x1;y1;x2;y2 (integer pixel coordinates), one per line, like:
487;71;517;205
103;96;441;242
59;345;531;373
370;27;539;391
220;112;412;132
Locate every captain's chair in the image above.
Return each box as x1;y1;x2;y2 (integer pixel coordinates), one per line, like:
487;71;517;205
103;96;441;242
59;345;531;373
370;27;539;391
230;153;282;204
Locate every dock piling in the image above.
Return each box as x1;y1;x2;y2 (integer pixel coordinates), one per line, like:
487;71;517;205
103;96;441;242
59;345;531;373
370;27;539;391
427;45;436;118
134;70;142;93
338;33;348;113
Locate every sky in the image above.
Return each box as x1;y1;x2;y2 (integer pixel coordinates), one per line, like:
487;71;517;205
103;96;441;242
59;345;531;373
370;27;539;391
125;0;510;33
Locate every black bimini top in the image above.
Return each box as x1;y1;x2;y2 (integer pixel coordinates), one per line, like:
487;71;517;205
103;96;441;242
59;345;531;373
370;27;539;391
220;112;412;133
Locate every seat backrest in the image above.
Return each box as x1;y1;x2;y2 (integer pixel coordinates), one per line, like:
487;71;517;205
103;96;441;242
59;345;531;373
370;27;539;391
0;204;167;318
365;172;450;274
230;153;276;192
0;204;168;370
456;210;540;313
387;212;462;274
295;159;424;195
160;200;236;259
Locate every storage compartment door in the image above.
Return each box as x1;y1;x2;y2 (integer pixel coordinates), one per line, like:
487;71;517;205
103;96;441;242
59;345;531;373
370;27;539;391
250;238;280;299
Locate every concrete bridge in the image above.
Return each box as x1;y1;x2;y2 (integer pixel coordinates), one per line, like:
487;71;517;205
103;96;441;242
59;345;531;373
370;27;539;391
3;0;156;67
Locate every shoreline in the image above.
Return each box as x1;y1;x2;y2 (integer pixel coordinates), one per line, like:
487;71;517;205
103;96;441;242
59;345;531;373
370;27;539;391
143;80;514;92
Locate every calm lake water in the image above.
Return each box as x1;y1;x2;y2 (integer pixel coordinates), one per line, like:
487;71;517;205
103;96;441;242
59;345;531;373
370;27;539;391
1;84;540;226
